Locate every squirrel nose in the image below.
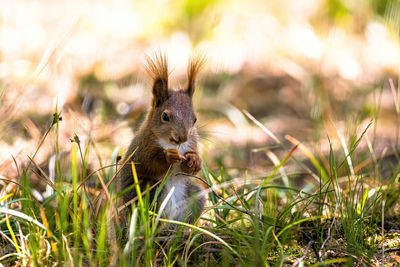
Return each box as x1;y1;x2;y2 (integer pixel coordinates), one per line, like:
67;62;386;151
177;134;188;144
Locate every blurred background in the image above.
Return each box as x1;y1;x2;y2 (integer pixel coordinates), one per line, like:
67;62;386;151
0;0;399;190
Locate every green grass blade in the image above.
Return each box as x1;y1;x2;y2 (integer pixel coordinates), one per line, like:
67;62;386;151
277;216;322;238
124;207;138;255
5;214;21;255
0;193;14;203
0;208;47;230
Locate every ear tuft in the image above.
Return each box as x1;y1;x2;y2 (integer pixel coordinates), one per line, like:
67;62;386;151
187;54;206;98
145;51;169;107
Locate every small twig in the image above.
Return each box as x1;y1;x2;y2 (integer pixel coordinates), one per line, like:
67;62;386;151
242;109;281;144
27;156;58;193
199;198;224;218
93;147;138;207
77;163;118;190
292;240;314;267
383;248;400;253
62;234;74;263
300;231;322;263
96;172;119;226
319;197;338;258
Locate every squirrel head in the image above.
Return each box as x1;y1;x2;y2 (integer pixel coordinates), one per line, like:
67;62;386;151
145;52;205;145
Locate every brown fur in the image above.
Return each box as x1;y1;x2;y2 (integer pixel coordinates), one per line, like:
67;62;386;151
118;52;205;220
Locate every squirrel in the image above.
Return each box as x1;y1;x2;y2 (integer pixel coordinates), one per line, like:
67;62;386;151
117;52;206;223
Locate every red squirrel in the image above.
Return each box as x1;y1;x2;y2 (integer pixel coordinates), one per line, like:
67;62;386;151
117;52;205;222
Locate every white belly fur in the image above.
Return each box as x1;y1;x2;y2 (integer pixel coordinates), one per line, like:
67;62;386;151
157;138;193;220
161;166;189;220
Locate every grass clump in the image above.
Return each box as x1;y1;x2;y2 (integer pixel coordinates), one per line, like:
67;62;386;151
0;104;399;266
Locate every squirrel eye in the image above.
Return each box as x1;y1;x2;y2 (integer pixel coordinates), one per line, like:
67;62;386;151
193;117;197;125
161;112;170;122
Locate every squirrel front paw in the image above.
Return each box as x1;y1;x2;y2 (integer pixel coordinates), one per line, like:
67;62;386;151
181;151;202;174
165;149;185;165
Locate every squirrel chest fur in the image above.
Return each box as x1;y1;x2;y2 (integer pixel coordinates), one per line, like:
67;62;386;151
117;53;205;222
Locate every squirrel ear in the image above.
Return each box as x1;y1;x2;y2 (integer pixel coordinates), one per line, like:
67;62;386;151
152;78;168;107
145;52;169;107
187;54;206;98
